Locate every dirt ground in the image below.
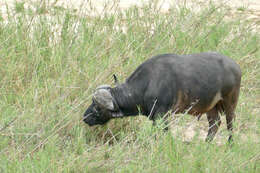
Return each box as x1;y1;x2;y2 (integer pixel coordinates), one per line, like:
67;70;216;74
1;0;260;19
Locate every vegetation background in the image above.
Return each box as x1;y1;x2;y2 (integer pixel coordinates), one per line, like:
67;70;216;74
0;0;259;172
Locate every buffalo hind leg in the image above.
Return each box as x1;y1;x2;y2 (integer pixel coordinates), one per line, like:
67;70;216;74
223;88;240;143
206;107;221;142
225;111;236;143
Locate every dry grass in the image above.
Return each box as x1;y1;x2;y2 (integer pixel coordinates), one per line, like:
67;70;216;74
0;0;259;172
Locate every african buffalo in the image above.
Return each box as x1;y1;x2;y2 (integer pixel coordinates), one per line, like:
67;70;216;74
83;52;241;142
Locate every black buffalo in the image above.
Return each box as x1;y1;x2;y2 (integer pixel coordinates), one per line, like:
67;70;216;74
83;52;241;142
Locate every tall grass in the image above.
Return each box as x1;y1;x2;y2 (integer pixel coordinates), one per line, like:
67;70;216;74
0;0;259;172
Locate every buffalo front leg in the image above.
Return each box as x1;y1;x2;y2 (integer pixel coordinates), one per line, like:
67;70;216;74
206;107;221;142
152;118;169;131
150;106;170;131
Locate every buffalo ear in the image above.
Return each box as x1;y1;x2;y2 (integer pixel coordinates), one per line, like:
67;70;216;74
93;88;115;111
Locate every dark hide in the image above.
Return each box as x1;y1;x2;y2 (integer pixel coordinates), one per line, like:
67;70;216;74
83;52;241;142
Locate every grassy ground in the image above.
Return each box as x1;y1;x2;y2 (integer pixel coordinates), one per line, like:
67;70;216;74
0;0;259;172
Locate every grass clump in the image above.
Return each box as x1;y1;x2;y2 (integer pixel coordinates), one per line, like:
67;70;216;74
0;0;259;172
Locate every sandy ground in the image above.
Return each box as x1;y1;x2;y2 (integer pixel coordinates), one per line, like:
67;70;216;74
0;0;259;143
1;0;260;19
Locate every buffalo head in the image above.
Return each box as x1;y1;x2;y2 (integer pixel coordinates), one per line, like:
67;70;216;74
83;85;123;126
